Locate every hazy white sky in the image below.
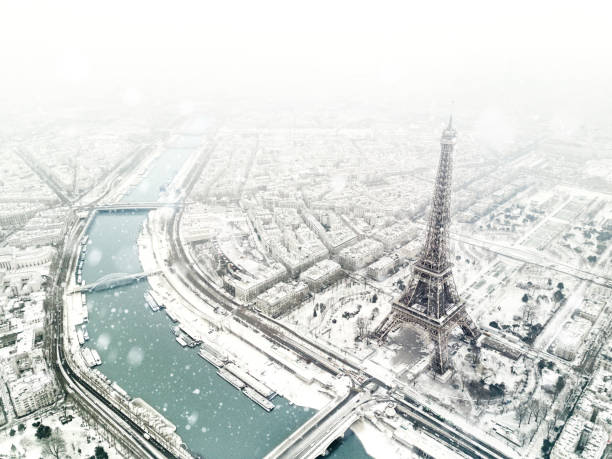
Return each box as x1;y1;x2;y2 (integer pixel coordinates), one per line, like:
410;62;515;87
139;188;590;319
1;1;611;115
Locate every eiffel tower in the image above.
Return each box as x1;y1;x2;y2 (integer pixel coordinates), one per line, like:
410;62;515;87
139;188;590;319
375;116;480;374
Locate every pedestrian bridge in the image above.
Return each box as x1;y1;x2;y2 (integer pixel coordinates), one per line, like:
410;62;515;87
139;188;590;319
71;271;160;293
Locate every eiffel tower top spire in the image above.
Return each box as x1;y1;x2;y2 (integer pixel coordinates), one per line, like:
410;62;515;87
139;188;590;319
441;114;456;145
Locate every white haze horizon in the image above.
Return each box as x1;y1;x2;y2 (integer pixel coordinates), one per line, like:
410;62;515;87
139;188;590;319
1;1;611;125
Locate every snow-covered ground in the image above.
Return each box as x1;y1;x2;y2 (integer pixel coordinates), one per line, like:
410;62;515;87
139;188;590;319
0;405;119;459
283;277;392;360
354;415;464;459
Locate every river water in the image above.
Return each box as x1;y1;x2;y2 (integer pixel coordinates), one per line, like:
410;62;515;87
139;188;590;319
81;129;371;458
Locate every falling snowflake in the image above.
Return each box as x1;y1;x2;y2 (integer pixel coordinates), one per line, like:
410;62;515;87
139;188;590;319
127;346;144;366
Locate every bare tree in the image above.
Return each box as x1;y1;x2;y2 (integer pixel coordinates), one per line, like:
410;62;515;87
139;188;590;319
355;317;370;340
516;402;529;426
528;399;541;424
547;409;562;437
546;418;556;438
522;301;536;327
534;400;548;427
42;430;66;459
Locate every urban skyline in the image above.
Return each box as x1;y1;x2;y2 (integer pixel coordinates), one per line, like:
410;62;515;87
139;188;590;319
1;2;611;459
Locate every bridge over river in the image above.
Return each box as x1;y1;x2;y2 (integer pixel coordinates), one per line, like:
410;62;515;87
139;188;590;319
94;202;182;212
70;271;160;293
265;389;376;459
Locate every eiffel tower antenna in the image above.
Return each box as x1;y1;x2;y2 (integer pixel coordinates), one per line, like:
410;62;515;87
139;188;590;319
375;116;480;374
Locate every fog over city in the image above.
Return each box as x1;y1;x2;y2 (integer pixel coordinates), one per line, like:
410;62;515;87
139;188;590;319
2;1;612;119
0;2;611;459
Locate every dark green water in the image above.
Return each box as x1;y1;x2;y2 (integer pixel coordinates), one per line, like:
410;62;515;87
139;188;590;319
81;129;371;458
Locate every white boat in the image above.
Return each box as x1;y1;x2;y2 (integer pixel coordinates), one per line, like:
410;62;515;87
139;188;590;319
111;382;130;400
198;348;225;368
144;292;160;312
81;348;95;367
148;291;165;309
243;387;275;412
76;328;85;345
224;363;274;398
166;309;179;323
91;349;102;366
217;369;245;390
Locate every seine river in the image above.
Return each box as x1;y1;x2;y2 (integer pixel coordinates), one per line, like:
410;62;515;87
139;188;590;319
81;128;370;458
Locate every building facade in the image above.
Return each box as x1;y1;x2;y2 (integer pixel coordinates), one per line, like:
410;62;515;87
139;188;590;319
300;259;343;292
255;282;308;317
8;373;57;417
